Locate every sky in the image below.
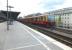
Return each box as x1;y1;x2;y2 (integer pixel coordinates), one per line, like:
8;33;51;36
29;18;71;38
0;0;72;17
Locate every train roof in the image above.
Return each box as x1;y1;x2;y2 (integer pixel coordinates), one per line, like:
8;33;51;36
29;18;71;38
24;15;47;19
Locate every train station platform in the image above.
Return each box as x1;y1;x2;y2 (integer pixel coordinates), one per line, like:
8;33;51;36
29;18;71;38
0;21;72;50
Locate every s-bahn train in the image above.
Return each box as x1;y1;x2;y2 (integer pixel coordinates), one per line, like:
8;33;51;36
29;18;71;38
19;15;61;28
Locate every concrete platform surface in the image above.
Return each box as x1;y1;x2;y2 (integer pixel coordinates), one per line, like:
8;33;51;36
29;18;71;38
0;21;71;50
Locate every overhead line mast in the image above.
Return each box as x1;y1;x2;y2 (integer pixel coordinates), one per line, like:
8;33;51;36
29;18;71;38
7;0;9;30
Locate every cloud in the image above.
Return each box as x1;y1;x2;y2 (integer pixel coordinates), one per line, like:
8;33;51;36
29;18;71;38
41;0;72;11
55;0;72;9
9;0;44;16
39;0;64;11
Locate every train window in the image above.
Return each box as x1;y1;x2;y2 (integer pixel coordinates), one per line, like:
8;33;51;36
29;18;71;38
42;17;43;20
36;18;37;21
43;17;45;21
43;17;44;21
44;17;46;21
41;17;43;20
40;17;41;20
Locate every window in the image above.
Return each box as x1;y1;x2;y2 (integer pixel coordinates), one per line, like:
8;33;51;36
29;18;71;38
68;24;69;26
68;21;69;23
65;17;66;19
68;17;69;19
65;21;66;23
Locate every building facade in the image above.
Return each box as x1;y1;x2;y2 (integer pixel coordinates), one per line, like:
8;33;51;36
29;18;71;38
46;7;72;29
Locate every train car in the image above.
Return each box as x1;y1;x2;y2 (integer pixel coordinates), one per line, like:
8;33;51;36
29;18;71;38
55;16;61;27
36;15;47;25
39;15;48;27
34;15;55;28
18;15;56;28
43;15;48;25
32;17;38;24
31;15;48;27
47;15;55;28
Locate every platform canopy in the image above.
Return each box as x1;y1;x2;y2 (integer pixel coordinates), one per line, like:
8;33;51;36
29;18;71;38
1;10;20;20
0;12;6;20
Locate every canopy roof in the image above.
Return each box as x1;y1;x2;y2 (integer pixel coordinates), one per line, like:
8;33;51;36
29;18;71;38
1;11;20;20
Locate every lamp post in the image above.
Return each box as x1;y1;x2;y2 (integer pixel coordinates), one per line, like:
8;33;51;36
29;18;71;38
7;0;9;30
7;0;14;30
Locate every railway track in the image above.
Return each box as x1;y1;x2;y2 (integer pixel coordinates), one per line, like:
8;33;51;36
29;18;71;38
24;24;72;48
55;28;72;34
